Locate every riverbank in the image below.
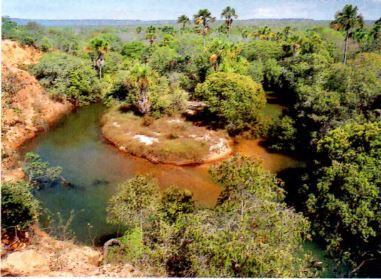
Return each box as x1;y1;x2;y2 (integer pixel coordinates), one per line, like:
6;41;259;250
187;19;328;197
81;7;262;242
1;40;73;182
1;226;140;277
101;107;232;165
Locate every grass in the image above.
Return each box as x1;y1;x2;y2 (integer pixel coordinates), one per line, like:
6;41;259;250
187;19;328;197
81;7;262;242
101;107;231;165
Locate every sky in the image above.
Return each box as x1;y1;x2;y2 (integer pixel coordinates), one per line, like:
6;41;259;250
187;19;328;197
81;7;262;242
2;0;381;20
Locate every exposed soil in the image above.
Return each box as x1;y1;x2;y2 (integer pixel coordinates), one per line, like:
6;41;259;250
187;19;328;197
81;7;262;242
1;40;73;182
1;226;140;277
101;107;233;165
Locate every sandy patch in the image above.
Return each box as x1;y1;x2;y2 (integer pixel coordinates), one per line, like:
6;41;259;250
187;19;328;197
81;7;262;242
133;134;159;145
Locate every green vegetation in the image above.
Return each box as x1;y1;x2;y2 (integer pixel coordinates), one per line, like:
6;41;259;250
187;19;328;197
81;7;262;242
23;152;63;188
195;72;266;134
30;53;103;105
1;181;39;232
2;2;381;276
106;157;320;277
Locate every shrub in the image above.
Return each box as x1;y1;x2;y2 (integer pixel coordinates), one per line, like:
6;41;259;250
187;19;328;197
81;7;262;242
241;40;283;62
195;72;266;133
38;37;53;52
23;152;63;188
30;53;102;105
121;41;146;59
267;116;297;152
148;46;180;74
1;181;39;232
107;175;160;229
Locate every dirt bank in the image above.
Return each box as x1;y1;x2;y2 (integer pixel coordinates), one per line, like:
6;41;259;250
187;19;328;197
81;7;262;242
1;40;73;182
1;226;140;277
101;108;232;165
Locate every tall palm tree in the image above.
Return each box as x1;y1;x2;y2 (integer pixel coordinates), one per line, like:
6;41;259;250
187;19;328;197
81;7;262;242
177;15;190;30
254;26;274;40
194;9;215;47
89;37;110;78
130;65;151;115
145;26;157;45
221;6;238;37
330;4;364;64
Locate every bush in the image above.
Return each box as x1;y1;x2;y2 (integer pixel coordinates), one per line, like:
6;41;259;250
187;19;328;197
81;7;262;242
23;152;63;188
121;41;146;59
148;46;180;74
38;37;53;52
241;40;283;62
1;181;39;232
30;53;102;105
267;116;297;152
106;159;319;277
247;60;264;83
195;72;266;134
149;79;189;117
306;121;381;275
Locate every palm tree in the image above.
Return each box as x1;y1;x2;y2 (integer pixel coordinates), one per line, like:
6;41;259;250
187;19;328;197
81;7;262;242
221;6;238;37
238;27;250;39
254;26;274;40
145;26;157;45
89;37;110;78
130;65;151;115
177;15;190;30
194;9;215;47
330;4;364;64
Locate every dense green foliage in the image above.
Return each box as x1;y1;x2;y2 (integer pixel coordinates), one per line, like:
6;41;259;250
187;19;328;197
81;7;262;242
107;157;319;277
195;72;266;133
305;121;381;275
1;181;39;232
30;53;103;105
2;3;381;276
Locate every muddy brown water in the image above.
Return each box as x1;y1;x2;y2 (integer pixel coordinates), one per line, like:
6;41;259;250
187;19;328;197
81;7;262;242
22;102;301;244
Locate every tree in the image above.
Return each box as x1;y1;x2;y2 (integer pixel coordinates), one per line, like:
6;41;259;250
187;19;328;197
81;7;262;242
38;37;53;52
195;72;266;134
23;152;63;188
254;26;274;41
221;6;238;37
136;26;142;34
148;46;179;74
238;27;251;39
177;15;190;30
129;64;153;114
2;17;18;39
306;121;381;276
145;25;157;45
31;52;102;105
121;41;145;59
107;175;160;241
194;9;215;47
89;36;111;78
330;4;364;64
183;156;316;277
159;187;195;224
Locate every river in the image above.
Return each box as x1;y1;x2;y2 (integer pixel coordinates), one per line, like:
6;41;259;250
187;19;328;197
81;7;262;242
21;102;301;244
